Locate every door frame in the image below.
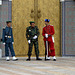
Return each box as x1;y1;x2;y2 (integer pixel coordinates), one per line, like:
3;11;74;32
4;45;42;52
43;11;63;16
61;0;75;56
0;0;12;56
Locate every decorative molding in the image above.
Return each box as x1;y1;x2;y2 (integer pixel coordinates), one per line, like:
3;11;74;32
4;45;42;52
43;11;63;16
0;0;2;5
60;0;65;2
9;0;12;1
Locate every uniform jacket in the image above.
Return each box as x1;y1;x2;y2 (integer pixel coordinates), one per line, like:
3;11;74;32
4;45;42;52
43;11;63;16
2;26;14;43
42;25;55;42
26;26;39;41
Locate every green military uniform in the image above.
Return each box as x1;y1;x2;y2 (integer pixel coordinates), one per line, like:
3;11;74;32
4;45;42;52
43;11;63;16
26;25;39;57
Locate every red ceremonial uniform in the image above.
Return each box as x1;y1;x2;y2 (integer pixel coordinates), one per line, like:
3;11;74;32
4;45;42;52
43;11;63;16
42;25;55;56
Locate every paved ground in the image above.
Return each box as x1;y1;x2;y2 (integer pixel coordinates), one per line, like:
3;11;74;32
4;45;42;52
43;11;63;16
0;57;75;75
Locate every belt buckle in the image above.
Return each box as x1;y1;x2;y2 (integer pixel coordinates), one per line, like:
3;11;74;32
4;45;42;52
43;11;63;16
8;36;11;38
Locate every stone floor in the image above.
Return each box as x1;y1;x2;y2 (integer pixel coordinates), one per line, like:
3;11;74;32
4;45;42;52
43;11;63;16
0;57;75;75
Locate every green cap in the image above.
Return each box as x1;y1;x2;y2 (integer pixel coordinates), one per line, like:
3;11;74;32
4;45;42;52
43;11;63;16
29;21;35;24
6;21;12;23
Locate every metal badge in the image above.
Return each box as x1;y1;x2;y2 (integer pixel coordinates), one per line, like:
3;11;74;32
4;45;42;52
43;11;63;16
8;36;11;38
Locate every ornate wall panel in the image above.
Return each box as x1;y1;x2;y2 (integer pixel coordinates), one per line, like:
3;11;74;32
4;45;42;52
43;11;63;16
38;0;61;56
12;0;61;56
12;0;35;56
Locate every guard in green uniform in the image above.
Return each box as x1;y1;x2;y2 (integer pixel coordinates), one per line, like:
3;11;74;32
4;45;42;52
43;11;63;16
26;21;42;61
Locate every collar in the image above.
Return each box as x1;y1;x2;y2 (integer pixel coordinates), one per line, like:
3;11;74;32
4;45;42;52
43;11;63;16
6;26;11;28
46;24;50;27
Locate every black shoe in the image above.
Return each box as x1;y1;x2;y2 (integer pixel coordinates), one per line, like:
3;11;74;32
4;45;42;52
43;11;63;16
26;56;31;61
53;59;56;61
45;59;50;61
6;60;10;61
36;58;42;60
26;58;31;61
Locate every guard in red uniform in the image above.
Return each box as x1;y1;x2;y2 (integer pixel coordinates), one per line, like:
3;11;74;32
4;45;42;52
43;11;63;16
42;19;56;61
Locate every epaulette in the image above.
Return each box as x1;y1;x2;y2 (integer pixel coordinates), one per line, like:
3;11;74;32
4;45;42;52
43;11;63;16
26;26;29;30
3;27;5;29
35;26;37;27
51;25;53;26
43;26;45;28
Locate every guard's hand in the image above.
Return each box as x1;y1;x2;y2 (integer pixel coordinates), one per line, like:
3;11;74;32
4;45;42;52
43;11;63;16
12;42;14;44
0;39;2;42
3;43;5;45
28;40;31;44
45;34;48;38
33;35;37;39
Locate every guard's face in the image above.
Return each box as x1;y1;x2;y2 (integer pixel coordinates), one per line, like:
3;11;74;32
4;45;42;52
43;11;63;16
31;23;35;27
7;23;11;27
45;22;48;25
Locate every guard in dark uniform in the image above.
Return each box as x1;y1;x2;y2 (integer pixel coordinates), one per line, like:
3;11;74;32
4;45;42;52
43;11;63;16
26;21;42;61
2;21;18;61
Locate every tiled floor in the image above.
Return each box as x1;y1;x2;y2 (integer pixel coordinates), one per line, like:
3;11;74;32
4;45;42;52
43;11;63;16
0;57;75;75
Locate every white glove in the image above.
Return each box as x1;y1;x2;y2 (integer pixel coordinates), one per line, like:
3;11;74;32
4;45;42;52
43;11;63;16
12;42;14;44
33;35;37;39
28;40;31;44
45;34;48;38
52;36;55;43
3;43;5;45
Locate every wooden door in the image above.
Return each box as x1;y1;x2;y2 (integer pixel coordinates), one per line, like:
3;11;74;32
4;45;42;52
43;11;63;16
38;0;61;56
12;0;35;56
12;0;61;56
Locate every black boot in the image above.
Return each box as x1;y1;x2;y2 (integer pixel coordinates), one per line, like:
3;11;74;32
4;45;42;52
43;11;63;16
26;56;31;61
53;59;56;61
36;56;42;60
